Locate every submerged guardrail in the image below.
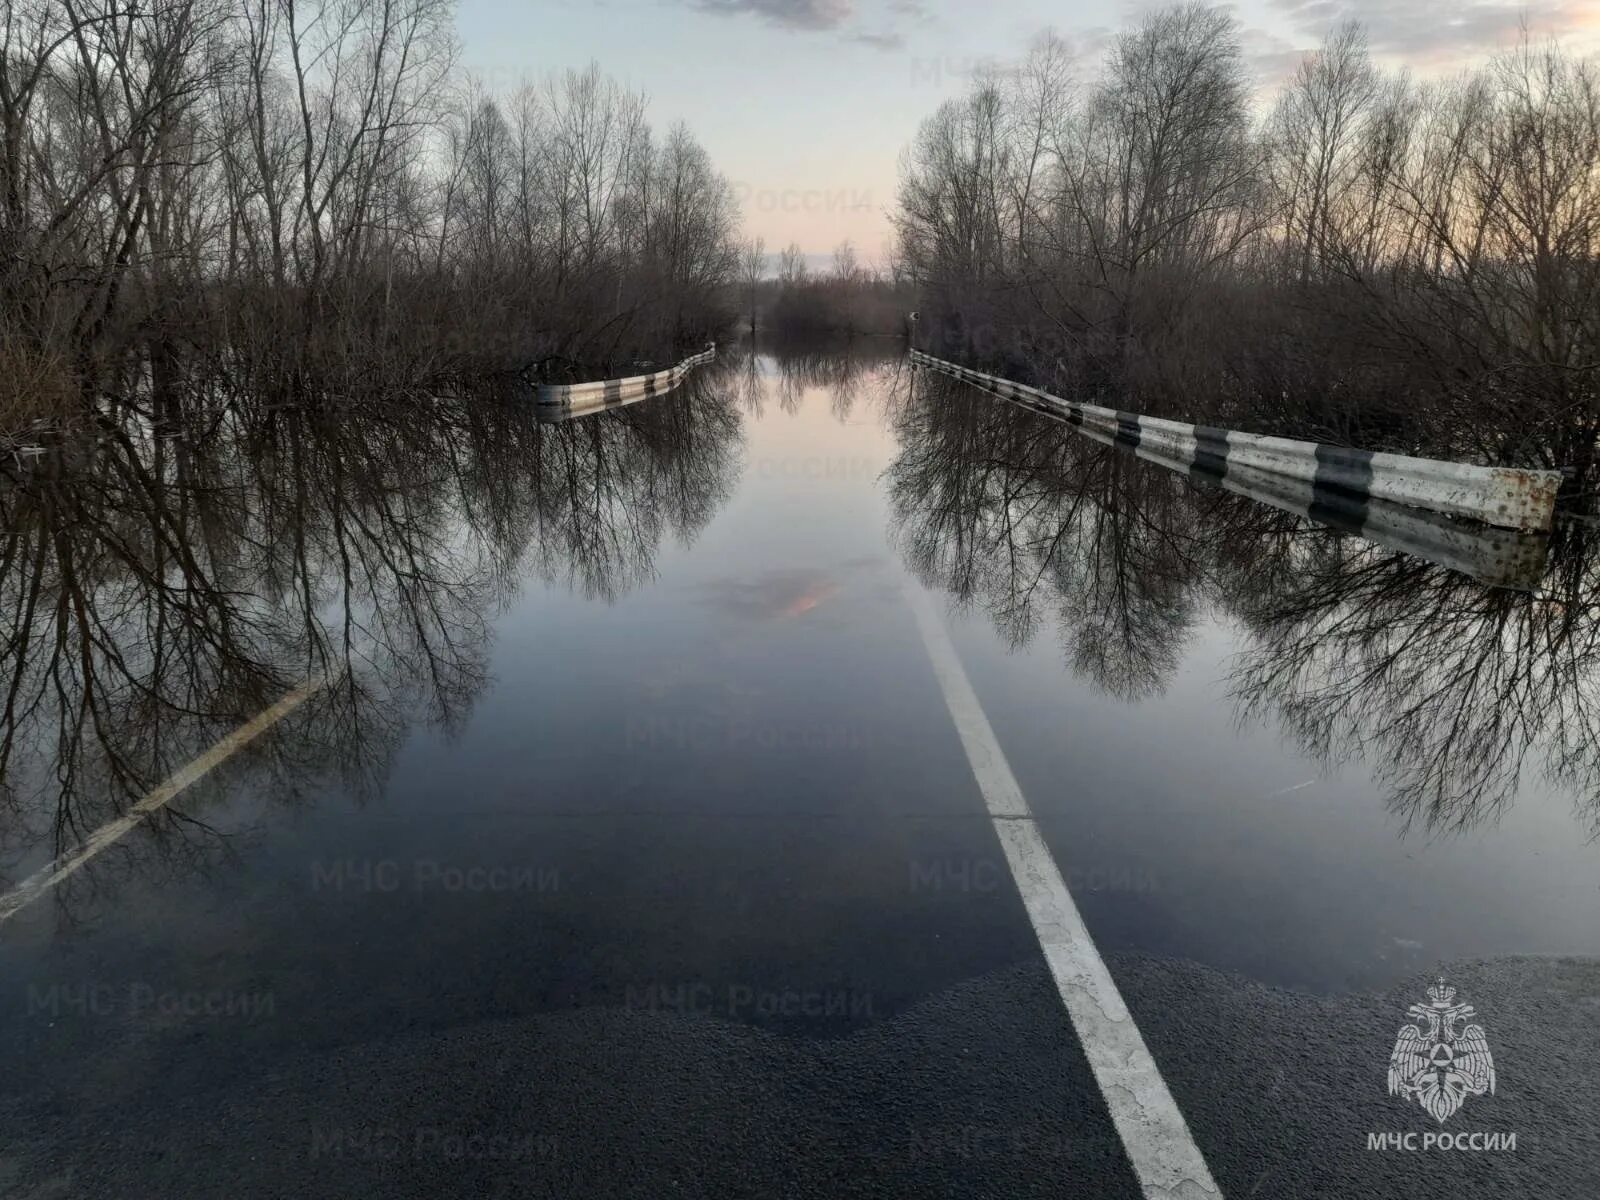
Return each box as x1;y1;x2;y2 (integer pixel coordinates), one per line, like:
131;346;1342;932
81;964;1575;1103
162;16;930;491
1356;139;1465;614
1071;402;1546;588
910;350;1563;533
536;344;716;419
534;365;693;424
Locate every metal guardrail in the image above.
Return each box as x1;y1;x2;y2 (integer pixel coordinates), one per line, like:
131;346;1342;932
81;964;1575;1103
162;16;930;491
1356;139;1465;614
910;350;1563;533
536;344;716;417
1072;405;1548;588
958;370;1549;587
534;363;697;424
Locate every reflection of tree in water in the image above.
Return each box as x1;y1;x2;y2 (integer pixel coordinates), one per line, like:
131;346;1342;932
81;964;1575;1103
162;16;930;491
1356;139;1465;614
889;371;1600;836
1223;526;1600;837
889;379;1202;701
766;339;901;422
0;375;742;905
733;347;767;418
530;380;741;601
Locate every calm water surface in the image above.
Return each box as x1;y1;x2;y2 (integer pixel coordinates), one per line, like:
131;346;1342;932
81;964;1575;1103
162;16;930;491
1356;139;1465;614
2;343;1597;1005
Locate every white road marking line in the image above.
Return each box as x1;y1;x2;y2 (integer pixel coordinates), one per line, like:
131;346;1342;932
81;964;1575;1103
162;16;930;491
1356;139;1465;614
1263;779;1317;799
906;585;1222;1200
0;678;323;925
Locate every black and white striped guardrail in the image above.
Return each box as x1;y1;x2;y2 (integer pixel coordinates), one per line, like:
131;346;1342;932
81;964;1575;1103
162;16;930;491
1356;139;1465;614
922;362;1547;586
1078;406;1546;588
534;365;695;424
536;344;716;419
910;350;1563;533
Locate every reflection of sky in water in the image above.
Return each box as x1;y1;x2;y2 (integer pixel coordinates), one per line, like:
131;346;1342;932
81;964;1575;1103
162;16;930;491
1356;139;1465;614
694;569;842;621
1;345;1597;995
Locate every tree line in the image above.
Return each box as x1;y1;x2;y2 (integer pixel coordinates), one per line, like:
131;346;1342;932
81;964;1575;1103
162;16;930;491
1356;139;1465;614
736;237;915;338
895;6;1600;476
0;0;742;443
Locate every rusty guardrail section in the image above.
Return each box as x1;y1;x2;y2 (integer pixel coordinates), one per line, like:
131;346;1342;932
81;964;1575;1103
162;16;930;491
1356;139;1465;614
536;343;716;419
910;350;1563;533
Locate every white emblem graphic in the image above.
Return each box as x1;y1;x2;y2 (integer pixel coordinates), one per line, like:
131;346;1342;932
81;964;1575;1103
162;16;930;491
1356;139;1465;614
1387;978;1496;1124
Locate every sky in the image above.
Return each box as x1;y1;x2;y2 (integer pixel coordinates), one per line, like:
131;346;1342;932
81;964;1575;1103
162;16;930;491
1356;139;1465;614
455;0;1600;267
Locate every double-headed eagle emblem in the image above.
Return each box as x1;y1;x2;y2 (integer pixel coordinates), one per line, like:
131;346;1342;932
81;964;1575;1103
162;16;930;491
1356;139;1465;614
1387;978;1496;1124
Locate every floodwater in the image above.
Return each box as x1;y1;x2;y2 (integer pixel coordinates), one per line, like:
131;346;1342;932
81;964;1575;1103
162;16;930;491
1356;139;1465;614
1;344;1597;1197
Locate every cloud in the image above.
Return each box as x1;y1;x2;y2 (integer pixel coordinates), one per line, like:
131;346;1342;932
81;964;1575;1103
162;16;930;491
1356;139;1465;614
686;0;855;31
849;30;906;50
1240;25;1312;87
682;0;930;47
1267;0;1600;65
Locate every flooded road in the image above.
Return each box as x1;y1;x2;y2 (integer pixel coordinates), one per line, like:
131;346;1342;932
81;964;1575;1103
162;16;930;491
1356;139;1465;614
2;346;1597;1198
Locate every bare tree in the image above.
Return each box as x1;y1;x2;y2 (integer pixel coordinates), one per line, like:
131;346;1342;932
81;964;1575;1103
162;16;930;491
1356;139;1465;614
894;6;1600;481
0;9;745;436
740;235;764;334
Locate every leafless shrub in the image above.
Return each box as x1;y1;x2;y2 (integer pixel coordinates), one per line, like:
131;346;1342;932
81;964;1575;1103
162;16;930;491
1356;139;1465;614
895;6;1600;484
